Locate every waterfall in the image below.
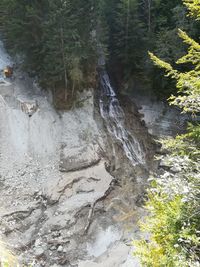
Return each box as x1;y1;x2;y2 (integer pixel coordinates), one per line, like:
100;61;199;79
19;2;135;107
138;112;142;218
98;64;145;166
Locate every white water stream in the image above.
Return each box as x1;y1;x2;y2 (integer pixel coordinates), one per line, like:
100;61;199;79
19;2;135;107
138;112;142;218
99;69;145;166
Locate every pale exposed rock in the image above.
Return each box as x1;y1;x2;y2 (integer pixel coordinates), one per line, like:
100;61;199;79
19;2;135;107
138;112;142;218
0;40;155;267
60;144;100;172
171;165;182;173
159;159;171;168
41;161;113;237
121;253;141;267
57;245;63;252
35;239;42;247
78;242;130;267
87;226;122;257
45;161;113;208
50;246;57;251
135;95;187;137
162;172;172;179
34;247;45;257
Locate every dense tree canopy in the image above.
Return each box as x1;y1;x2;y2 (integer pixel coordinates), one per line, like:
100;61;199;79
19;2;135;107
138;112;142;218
0;0;199;101
101;0;199;97
0;0;97;103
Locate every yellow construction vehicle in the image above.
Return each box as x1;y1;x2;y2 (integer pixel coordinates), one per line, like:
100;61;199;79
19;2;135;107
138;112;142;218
4;65;13;78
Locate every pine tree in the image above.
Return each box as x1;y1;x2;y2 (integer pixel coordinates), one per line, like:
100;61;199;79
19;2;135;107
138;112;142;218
184;0;200;19
0;0;96;102
0;0;47;70
134;1;200;266
149;28;200;113
41;0;95;97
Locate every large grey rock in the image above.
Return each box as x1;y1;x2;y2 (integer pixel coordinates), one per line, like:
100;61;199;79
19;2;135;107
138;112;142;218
42;161;113;232
59;144;100;172
171;165;182;173
34;247;45;257
78;242;130;267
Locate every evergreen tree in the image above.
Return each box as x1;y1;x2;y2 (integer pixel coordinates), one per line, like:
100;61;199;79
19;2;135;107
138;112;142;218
0;0;199;101
0;0;96;103
184;0;200;19
0;0;47;70
41;0;76;97
134;1;200;265
149;29;200;113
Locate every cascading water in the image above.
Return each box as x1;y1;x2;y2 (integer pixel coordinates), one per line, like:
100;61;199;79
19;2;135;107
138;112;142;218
98;60;145;166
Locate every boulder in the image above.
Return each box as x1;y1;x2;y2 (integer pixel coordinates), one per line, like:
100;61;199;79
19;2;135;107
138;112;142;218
59;144;100;172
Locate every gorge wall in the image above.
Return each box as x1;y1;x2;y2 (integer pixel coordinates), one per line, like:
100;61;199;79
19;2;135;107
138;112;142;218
0;41;171;267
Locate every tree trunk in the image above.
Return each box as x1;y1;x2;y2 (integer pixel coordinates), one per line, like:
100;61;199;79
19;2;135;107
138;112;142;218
60;26;68;100
125;0;130;58
147;0;151;33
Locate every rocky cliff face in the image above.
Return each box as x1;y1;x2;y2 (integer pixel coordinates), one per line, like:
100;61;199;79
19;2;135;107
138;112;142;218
0;42;156;267
128;84;188;138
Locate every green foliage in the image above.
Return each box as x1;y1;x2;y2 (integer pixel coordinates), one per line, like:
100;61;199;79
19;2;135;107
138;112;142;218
100;0;199;98
134;166;200;266
149;28;200;113
134;135;200;266
134;1;200;266
0;0;97;102
184;0;200;20
0;0;199;100
162;123;200;159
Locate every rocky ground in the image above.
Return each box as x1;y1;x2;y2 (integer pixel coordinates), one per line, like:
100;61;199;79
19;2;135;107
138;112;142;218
0;41;184;267
0;52;156;266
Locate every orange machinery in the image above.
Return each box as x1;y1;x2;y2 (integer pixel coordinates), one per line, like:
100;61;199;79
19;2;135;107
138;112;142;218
4;66;13;78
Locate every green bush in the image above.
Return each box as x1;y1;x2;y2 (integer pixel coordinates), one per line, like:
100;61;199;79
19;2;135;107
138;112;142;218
134;126;200;266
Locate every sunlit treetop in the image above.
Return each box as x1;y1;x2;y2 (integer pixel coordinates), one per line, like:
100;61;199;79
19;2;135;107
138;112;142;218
149;0;200;114
184;0;200;20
